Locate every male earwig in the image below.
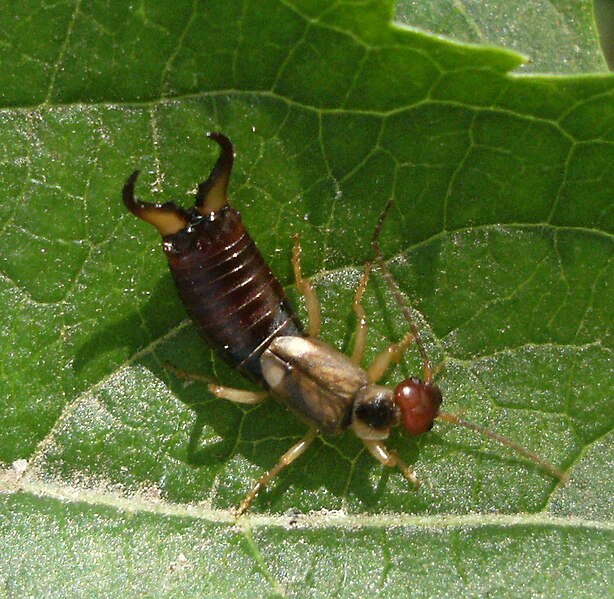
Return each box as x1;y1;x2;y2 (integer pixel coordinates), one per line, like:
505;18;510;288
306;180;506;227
123;133;567;516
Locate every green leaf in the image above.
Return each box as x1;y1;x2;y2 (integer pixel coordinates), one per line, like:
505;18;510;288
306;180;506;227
396;0;609;73
1;0;612;596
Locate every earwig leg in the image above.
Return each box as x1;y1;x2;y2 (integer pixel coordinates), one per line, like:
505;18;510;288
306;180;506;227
208;385;269;405
351;263;372;364
164;364;268;405
292;234;321;338
363;439;420;489
164;363;213;384
366;331;413;383
236;427;318;517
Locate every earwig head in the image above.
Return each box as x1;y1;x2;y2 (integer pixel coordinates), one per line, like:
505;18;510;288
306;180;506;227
394;378;443;436
122;132;235;235
350;380;443;441
351;385;399;440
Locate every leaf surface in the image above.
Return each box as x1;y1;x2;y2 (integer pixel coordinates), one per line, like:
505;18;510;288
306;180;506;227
0;0;612;596
395;0;608;73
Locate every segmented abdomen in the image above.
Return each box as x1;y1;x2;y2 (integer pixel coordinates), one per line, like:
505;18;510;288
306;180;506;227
163;206;304;382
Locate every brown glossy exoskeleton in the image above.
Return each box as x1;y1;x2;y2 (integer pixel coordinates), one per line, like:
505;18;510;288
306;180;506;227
123;133;567;516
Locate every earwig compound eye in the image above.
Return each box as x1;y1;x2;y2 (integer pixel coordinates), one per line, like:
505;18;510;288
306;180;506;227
123;134;568;517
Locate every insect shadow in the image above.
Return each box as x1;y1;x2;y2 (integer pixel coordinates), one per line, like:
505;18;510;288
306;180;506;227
73;265;418;509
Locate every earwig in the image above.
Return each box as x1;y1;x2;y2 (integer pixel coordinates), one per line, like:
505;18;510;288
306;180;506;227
123;132;568;516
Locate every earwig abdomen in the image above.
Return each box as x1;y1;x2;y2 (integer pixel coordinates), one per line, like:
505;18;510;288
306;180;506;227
163;206;304;382
123;132;304;383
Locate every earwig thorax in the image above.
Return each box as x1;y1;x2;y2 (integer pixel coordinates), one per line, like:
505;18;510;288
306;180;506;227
351;385;399;440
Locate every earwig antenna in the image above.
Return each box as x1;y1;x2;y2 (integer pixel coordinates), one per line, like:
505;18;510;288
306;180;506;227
372;199;433;382
438;412;569;482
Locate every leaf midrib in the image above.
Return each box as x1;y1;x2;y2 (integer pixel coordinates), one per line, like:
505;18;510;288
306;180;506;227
4;478;611;532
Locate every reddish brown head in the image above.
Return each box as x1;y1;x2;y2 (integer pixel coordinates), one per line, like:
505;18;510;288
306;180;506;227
393;378;443;436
